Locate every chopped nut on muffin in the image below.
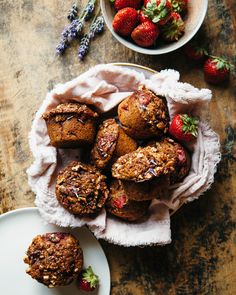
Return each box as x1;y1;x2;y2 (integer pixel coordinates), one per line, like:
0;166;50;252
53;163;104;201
106;179;151;221
55;161;109;216
112;144;177;182
91;118;138;170
24;232;83;288
42;102;98;148
118;86;169;139
148;137;191;184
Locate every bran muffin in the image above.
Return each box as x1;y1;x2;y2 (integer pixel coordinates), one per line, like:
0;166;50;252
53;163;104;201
91;118;138;170
42;103;98;148
55;161;109;216
106;180;151;221
118;86;169;139
148;137;191;184
112;145;177;182
24;232;83;288
121;176;170;201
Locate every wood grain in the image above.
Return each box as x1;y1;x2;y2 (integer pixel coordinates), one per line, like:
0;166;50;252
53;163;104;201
0;0;235;294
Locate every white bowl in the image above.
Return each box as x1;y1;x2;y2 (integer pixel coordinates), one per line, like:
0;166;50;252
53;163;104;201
100;0;208;55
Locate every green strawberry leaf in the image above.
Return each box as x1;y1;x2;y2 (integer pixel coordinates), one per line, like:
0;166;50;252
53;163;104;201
180;114;199;137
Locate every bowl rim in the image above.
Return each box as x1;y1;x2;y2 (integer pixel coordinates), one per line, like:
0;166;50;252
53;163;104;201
100;0;208;55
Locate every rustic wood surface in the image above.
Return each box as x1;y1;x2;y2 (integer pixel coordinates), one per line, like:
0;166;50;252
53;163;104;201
0;0;235;294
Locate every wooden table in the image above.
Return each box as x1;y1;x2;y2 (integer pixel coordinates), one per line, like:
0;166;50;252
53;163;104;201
0;0;235;294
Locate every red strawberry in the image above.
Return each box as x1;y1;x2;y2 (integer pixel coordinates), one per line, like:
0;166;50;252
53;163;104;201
184;42;208;61
78;266;99;292
144;0;172;26
170;0;188;13
139;10;151;23
169;114;199;143
112;8;139;37
131;21;159;47
161;12;185;41
113;0;142;11
111;194;128;209
203;56;232;84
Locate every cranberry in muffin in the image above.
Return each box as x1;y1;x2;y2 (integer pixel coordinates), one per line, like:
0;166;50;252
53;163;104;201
55;161;109;216
42;102;98;148
24;232;83;288
91;118;138;170
106;180;151;221
118;86;169;139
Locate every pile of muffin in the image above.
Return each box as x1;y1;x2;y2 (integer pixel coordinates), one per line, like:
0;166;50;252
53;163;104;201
43;85;190;222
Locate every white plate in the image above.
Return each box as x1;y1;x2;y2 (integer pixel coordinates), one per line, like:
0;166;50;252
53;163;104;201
0;207;110;295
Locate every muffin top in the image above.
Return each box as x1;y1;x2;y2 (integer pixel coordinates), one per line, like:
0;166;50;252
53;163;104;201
150;138;191;183
56;161;109;215
24;232;83;288
119;86;169;136
42;102;98;122
91;119;119;169
112;143;177;182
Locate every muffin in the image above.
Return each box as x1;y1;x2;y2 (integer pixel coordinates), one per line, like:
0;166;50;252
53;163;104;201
42;102;98;148
24;232;83;288
55;161;109;216
106;179;151;221
112;145;177;182
118;86;169;139
121;176;170;201
148;137;191;183
91;118;138;169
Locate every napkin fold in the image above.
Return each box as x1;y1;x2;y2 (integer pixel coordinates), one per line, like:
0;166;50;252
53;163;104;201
27;64;221;247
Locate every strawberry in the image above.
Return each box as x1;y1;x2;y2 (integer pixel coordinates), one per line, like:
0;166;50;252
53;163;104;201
139;10;151;23
184;42;208;62
170;0;188;13
78;266;99;292
112;8;139;37
113;0;142;11
203;56;232;84
161;12;185;41
169;114;199;143
111;194;128;209
131;21;159;47
144;0;172;26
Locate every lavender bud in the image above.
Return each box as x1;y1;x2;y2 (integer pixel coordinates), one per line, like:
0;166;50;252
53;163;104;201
67;3;78;22
56;38;68;55
84;3;95;21
89;16;105;39
78;34;90;60
68;18;83;40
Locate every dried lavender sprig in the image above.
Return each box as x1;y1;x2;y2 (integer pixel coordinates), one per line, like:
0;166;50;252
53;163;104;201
84;2;95;21
67;18;84;40
67;3;78;22
78;12;104;60
88;16;105;39
56;37;69;55
78;34;90;60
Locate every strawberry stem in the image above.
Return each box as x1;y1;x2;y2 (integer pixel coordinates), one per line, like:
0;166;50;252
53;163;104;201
180;114;199;137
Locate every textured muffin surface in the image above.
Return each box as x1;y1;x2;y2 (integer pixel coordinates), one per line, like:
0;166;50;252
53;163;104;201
106;179;151;221
148;137;191;183
91;118;137;169
43;102;98;148
112;144;177;182
56;161;109;215
24;232;83;288
118;86;169;139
